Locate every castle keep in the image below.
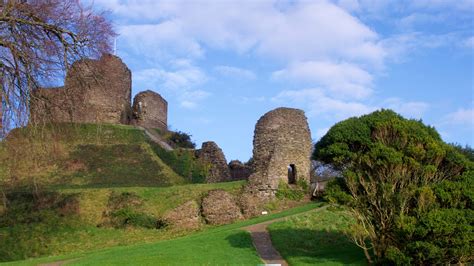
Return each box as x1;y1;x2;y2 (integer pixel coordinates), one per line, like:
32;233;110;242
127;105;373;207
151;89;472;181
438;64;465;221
30;54;167;129
248;107;312;194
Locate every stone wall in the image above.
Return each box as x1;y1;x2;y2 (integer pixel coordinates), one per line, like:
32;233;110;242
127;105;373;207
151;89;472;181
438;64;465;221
131;90;167;130
248;107;312;194
30;54;132;125
201;190;243;225
196;141;231;183
228;160;252;180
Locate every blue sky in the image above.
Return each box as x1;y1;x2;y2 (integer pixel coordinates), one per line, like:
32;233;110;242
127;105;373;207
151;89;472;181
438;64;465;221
92;0;473;161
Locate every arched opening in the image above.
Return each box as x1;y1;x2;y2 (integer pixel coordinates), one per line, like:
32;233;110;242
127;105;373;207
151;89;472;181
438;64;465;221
288;164;297;184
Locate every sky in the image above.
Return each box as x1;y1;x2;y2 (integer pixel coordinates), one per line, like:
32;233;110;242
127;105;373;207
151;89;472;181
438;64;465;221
90;0;473;162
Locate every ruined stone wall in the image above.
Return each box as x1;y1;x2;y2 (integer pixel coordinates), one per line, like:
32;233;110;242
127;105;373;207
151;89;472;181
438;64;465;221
196;141;231;183
131;90;167;130
228;160;252;180
248;107;312;192
30;54;131;125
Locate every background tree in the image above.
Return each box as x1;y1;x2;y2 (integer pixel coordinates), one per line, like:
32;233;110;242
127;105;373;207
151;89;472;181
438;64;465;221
314;109;472;264
0;0;115;135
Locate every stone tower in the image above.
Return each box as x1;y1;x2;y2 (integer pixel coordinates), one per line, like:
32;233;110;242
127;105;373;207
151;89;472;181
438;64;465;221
131;90;167;130
196;141;231;183
30;54;132;125
248;107;312;194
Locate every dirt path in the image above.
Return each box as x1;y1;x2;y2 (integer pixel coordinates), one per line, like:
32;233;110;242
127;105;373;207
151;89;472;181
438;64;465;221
138;126;174;151
243;205;328;266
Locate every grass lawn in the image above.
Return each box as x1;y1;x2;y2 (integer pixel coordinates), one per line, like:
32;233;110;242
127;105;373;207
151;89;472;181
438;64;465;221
4;203;323;265
268;206;367;266
0;181;247;262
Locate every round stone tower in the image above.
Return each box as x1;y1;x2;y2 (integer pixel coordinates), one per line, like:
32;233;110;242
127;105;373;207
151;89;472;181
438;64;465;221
248;107;312;194
131;90;168;130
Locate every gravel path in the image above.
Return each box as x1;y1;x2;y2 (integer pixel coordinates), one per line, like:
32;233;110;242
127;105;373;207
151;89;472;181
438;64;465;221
243;205;328;266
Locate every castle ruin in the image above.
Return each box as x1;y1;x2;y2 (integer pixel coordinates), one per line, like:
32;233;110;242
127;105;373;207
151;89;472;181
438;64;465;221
196;141;231;183
131;90;168;130
30;54;168;129
31;54;132;124
248;107;312;195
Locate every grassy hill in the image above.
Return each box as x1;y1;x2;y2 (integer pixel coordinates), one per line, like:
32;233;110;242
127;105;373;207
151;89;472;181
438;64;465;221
1;123;187;188
0;123;243;262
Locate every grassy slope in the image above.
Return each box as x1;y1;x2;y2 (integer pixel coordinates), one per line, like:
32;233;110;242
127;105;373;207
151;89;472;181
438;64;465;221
61;181;247;226
5;203;322;266
0;181;247;262
268;206;367;266
2;123;184;188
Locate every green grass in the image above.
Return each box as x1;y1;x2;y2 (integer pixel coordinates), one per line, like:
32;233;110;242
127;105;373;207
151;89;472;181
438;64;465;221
268;206;367;266
1;123;196;188
8;123;148;145
58;143;184;187
60;181;248;224
0;181;248;262
148;142;208;184
4;202;323;265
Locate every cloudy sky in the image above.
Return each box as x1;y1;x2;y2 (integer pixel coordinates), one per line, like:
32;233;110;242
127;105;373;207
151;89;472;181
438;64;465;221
92;0;473;161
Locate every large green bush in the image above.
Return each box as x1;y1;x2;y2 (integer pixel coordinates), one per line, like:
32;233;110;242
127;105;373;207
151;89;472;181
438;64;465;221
314;109;473;264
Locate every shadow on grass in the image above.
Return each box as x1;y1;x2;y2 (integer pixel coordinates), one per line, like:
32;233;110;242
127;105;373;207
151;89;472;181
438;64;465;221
225;231;256;249
269;228;367;265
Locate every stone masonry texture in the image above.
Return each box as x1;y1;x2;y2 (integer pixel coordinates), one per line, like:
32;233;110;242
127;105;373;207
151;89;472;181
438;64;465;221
228;160;252;180
30;54;132;125
131;90;167;130
201;190;243;225
196;141;231;183
248;107;312;193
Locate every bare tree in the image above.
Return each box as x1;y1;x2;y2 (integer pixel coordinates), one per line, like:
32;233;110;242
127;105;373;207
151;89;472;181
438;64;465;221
0;0;116;135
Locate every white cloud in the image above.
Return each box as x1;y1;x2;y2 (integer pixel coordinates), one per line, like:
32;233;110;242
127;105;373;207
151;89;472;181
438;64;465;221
272;61;373;99
398;13;444;29
381;98;429;118
441;108;474;126
272;89;431;122
463;36;474;49
134;62;209;109
134;65;206;91
100;0;383;66
214;65;256;80
102;0;387;106
381;32;457;63
179;90;211;109
118;22;204;61
272;88;375;120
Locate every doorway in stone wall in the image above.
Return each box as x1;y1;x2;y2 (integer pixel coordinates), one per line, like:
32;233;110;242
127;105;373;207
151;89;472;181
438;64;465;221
288;164;297;184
